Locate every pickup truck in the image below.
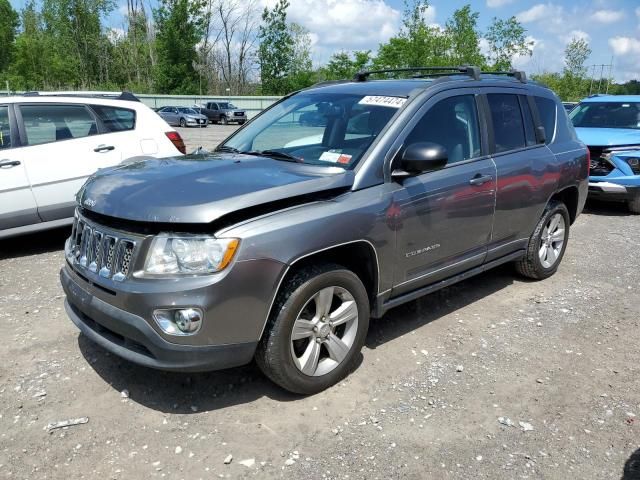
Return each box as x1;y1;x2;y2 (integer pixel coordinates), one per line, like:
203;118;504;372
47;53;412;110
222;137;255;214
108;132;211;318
198;101;247;125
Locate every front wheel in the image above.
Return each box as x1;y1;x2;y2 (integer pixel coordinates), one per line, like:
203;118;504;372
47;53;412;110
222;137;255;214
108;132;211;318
220;116;228;125
179;118;186;128
628;195;640;214
515;200;570;280
256;264;370;395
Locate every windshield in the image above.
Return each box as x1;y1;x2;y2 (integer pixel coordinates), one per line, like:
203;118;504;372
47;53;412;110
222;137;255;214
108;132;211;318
219;92;404;168
179;108;198;115
570;102;640;129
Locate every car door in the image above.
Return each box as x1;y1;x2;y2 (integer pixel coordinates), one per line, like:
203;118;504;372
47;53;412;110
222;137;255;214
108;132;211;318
16;103;121;221
209;103;221;122
482;91;557;261
0;104;40;231
390;91;497;296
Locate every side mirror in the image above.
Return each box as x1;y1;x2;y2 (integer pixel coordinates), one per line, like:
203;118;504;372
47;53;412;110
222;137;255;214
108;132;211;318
392;142;448;179
535;125;546;144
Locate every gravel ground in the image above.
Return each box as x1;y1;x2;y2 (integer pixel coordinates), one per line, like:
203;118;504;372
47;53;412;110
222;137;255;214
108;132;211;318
0;125;639;479
177;125;239;152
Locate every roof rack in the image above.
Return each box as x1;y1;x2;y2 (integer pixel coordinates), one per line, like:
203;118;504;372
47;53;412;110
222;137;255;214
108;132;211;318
21;91;140;102
353;66;527;83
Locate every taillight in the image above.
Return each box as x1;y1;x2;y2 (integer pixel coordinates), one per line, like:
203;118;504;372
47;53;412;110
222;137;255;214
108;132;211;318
165;131;186;154
585;148;591;176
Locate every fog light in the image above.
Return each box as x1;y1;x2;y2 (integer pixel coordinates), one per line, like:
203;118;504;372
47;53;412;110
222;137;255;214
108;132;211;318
153;308;203;336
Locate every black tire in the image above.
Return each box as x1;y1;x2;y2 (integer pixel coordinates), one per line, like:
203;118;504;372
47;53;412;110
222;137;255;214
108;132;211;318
515;200;570;280
220;116;228;125
179;118;186;128
255;263;370;395
238;120;246;125
628;195;640;214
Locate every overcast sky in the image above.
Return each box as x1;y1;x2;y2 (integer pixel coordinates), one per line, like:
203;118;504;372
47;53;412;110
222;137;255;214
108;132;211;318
10;0;640;82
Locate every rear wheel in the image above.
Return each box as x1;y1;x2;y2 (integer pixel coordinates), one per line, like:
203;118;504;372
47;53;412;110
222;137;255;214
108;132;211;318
628;195;640;214
256;264;370;395
516;200;570;280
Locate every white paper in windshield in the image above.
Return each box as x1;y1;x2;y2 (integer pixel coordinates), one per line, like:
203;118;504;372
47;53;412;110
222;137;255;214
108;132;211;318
358;96;407;108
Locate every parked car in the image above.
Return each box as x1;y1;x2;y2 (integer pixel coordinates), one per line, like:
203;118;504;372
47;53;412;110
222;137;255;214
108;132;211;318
157;106;208;128
61;67;588;394
569;95;640;213
199;101;247;125
0;91;186;239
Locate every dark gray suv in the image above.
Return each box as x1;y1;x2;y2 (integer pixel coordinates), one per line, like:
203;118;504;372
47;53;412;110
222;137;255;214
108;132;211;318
60;66;589;394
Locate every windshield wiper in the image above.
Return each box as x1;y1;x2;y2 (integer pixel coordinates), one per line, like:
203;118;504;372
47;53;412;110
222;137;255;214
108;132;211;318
243;150;304;163
215;145;240;153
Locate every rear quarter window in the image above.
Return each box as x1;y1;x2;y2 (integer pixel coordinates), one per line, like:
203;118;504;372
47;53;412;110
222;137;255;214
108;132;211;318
534;97;556;144
91;105;136;132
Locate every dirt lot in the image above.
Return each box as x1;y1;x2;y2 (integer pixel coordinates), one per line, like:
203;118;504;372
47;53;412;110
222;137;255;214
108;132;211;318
0;126;639;479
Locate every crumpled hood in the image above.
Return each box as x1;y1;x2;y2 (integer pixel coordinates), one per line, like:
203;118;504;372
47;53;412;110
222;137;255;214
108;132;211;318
78;154;354;224
575;127;640;147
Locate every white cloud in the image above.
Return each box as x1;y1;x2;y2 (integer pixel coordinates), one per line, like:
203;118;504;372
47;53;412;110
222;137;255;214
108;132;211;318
609;36;640;56
486;0;514;8
561;29;590;44
262;0;401;62
516;3;563;24
590;9;624;24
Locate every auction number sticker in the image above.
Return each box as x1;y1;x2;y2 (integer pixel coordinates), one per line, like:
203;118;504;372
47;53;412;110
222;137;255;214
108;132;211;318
358;96;407;108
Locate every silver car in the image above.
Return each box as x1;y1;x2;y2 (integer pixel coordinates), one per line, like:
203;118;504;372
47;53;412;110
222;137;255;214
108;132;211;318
157;106;208;128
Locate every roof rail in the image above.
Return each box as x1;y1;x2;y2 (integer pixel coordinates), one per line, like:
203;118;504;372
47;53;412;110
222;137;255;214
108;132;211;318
353;66;527;83
21;91;141;102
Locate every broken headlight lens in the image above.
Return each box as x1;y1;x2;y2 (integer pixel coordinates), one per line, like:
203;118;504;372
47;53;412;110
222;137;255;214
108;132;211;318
141;235;239;276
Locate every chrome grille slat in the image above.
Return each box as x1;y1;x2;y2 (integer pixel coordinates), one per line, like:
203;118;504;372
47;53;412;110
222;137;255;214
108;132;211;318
67;215;138;282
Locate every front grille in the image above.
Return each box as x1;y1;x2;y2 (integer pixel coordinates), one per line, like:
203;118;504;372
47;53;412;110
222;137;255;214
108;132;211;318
234;111;245;116
68;215;138;282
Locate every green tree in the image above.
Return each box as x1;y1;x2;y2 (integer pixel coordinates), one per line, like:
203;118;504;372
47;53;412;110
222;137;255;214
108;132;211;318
40;0;115;87
560;37;591;101
0;0;19;74
375;0;450;70
154;0;206;94
484;16;532;70
445;5;484;66
321;51;372;80
285;23;315;90
258;0;293;94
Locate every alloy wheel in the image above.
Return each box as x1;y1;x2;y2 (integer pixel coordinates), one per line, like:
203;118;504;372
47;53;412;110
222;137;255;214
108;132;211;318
539;213;565;268
290;286;359;377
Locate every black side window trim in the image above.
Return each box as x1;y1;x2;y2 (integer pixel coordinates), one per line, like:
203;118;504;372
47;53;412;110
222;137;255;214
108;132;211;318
0;104;20;150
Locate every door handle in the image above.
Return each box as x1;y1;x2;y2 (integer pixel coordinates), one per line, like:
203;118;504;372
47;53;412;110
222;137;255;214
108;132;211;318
469;174;493;186
0;159;21;168
94;145;115;153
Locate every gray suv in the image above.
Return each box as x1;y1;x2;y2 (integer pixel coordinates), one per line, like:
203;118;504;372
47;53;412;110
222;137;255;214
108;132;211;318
60;66;588;394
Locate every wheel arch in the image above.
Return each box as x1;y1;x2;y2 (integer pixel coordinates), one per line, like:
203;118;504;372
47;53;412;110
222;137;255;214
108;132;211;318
549;185;579;224
260;240;380;341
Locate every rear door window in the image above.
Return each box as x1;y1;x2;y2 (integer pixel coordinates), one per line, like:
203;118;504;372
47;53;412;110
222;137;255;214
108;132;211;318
91;105;136;132
487;94;526;153
534;97;557;144
0;106;12;150
20;104;98;146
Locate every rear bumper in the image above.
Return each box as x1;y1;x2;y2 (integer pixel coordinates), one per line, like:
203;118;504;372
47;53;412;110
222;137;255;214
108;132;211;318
588;181;640;201
60;266;260;372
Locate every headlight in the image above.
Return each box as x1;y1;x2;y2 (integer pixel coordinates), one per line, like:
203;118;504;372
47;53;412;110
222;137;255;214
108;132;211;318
141;235;239;276
626;157;640;174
